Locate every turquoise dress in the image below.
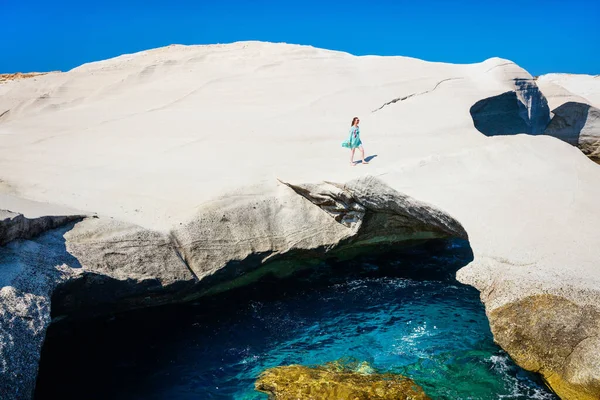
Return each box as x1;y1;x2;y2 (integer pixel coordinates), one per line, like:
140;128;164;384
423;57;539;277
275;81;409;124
342;126;362;149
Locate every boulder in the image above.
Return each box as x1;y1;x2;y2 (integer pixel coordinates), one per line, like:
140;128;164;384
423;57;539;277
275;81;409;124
489;295;600;400
543;102;600;162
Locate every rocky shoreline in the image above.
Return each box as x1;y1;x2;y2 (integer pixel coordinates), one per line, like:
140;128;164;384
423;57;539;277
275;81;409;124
1;177;469;399
3;177;599;399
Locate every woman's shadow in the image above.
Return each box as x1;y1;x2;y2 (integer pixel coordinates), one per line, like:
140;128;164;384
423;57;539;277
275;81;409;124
355;155;378;164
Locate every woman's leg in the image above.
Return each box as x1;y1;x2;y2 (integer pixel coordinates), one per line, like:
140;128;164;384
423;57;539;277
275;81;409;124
360;146;368;164
350;148;356;166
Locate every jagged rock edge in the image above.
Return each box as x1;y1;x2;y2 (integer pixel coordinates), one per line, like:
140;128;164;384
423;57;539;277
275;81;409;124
0;211;87;246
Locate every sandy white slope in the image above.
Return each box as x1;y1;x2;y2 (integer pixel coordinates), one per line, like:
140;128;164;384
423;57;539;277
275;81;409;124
1;42;599;312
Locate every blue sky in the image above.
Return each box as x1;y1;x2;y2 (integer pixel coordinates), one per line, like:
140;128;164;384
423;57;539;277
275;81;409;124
2;0;599;75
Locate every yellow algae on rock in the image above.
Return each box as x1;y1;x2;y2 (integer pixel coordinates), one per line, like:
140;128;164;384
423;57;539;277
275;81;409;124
255;362;430;400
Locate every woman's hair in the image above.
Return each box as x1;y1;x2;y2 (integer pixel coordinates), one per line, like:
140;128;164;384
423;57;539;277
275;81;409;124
351;117;359;126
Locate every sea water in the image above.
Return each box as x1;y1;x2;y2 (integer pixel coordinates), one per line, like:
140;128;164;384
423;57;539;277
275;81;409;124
35;240;557;399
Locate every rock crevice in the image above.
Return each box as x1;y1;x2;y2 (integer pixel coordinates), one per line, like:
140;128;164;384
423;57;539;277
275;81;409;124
372;77;463;113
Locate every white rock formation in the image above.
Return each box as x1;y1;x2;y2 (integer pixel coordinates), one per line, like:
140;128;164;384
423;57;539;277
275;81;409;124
539;73;600;108
1;42;599;399
537;74;600;162
1;177;467;399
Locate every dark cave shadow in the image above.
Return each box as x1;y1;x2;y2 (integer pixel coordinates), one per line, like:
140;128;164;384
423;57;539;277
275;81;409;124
470;91;532;136
469;89;550;136
50;237;473;322
470;92;593;151
48;223;84;270
41;239;476;339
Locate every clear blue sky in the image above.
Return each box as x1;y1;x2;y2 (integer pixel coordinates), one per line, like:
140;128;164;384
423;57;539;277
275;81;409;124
2;0;599;76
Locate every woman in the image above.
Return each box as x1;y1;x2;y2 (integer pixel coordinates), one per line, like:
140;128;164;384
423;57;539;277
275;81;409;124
342;117;368;166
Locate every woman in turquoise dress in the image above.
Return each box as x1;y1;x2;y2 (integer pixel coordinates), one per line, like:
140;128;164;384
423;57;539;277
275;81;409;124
342;117;369;166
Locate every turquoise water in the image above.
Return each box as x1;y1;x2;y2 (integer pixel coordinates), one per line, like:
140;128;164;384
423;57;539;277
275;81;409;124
36;240;557;399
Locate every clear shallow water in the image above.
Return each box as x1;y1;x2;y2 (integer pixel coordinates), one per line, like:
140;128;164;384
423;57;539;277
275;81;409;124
36;240;557;399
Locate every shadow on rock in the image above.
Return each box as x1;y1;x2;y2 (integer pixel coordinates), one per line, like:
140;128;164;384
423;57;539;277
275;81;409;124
0;222;82;400
470;90;550;136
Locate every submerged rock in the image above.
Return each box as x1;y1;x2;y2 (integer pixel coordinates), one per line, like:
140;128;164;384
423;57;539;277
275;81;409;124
255;362;430;400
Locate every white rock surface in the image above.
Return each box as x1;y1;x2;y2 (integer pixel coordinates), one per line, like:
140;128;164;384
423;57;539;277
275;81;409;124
1;42;598;306
1;42;599;398
538;73;600;108
537;74;600;162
